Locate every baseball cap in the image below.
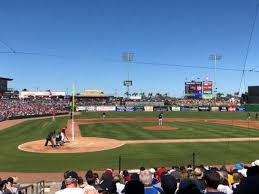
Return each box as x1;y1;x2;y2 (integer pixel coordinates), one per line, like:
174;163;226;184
193;168;203;179
234;163;244;170
65;171;79;183
251;160;259;167
105;168;113;174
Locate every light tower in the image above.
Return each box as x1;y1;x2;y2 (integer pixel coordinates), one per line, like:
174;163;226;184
209;54;222;102
122;52;135;98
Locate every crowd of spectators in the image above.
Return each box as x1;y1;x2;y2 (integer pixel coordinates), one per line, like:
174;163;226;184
75;97;119;106
124;97;240;107
0;98;69;121
3;159;253;194
58;160;259;194
169;98;240;107
0;95;241;122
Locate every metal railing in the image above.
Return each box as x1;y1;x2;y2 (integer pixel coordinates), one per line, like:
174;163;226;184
18;180;45;194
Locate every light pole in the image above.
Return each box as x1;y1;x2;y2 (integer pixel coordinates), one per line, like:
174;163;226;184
209;54;222;102
122;52;135;98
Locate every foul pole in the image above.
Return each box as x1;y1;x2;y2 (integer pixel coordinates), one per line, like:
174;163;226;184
71;83;75;141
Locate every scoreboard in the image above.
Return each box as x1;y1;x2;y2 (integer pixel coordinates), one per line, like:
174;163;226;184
203;81;213;99
185;81;202;97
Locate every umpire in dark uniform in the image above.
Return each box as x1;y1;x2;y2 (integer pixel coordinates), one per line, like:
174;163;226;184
44;130;56;147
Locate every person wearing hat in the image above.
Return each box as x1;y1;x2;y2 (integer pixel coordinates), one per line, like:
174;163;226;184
193;168;206;191
4;177;18;194
55;171;84;194
158;112;163;126
44;130;56;147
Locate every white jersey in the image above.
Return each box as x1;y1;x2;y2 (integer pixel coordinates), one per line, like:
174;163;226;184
55;188;85;194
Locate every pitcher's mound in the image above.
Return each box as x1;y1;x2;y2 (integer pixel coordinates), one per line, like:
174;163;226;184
18;137;125;153
143;126;178;130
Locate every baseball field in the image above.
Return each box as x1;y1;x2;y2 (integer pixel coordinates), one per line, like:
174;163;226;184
1;111;259;172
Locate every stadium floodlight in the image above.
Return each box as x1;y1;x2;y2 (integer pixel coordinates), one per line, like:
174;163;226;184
122;52;135;98
122;52;135;62
209;54;222;102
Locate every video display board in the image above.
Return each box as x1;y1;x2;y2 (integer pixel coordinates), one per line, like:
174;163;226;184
185;81;202;97
202;81;213;99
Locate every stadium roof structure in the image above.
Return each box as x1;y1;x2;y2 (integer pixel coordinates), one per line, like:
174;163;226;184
77;90;107;97
0;77;13;81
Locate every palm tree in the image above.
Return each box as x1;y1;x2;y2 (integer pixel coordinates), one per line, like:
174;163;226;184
148;93;153;98
226;94;233;99
139;92;145;98
155;93;162;97
163;93;168;97
124;92;131;97
216;92;224;99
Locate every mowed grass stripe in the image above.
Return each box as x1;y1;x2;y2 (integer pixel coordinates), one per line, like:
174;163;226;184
79;121;259;140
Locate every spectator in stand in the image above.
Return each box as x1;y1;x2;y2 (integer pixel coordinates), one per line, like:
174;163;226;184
231;173;241;193
204;170;225;194
124;180;144;194
113;175;125;194
3;177;18;194
122;170;131;183
55;171;84;194
193;167;206;192
233;166;259;194
84;170;101;192
176;179;202;194
0;180;4;194
139;170;161;194
160;173;177;194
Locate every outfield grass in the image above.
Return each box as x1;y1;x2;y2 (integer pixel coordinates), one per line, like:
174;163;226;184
79;122;259;140
75;111;256;120
0;112;259;172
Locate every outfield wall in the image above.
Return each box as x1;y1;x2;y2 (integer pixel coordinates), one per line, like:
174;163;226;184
76;105;258;112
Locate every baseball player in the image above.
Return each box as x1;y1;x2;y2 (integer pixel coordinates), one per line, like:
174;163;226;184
158;112;163;126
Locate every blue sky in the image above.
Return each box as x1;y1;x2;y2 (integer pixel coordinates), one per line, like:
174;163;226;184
0;0;259;97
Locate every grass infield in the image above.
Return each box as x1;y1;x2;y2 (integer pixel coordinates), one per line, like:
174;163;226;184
0;112;259;172
80;122;259;140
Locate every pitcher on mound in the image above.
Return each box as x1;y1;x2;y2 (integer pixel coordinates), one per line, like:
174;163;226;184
158;112;163;126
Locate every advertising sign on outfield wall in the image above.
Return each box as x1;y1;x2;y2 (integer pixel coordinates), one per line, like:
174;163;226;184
171;106;181;111
116;106;126;112
220;106;228;112
153;106;169;112
125;107;134;112
228;106;236;112
211;107;219;111
96;106;116;112
191;107;199;111
181;106;192;112
85;106;96;112
76;106;86;112
236;106;246;112
134;106;145;111
144;106;154;112
198;106;210;111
